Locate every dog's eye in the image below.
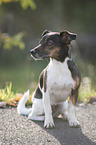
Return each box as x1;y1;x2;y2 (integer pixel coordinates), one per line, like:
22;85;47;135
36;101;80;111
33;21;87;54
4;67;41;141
47;41;53;46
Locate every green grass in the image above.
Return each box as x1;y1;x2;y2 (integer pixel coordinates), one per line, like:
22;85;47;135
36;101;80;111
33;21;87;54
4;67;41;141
0;82;33;106
0;61;47;93
0;82;18;105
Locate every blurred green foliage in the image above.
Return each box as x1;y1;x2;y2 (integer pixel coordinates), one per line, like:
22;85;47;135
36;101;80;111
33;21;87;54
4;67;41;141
0;82;16;104
0;32;25;50
78;77;96;103
0;0;36;51
0;0;36;10
20;0;36;10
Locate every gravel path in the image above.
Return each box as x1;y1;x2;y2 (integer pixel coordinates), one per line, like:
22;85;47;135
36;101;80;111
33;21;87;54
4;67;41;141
0;104;96;145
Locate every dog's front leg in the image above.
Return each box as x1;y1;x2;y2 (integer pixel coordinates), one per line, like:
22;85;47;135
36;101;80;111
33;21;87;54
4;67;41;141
68;90;79;127
43;91;55;128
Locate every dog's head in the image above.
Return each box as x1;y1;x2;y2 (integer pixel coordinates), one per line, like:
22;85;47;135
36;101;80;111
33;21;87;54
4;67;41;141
30;30;77;62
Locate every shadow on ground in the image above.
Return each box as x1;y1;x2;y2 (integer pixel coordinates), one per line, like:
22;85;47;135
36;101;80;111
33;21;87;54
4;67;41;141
33;117;95;145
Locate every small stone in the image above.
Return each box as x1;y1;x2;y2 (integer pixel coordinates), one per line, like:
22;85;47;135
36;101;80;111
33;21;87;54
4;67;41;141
0;102;6;108
92;102;96;105
88;96;96;104
76;103;85;107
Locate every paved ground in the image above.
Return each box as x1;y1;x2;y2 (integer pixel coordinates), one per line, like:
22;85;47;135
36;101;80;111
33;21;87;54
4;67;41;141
0;104;96;145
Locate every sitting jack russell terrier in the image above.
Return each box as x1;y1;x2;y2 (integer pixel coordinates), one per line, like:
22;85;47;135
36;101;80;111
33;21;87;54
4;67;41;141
17;30;81;128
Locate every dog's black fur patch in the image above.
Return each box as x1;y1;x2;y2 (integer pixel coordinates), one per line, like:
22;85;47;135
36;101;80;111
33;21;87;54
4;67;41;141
34;87;42;99
39;73;43;89
67;60;81;89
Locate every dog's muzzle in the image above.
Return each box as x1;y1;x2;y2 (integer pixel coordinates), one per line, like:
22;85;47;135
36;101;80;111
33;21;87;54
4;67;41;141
30;44;49;60
30;47;43;60
30;45;41;58
30;49;39;59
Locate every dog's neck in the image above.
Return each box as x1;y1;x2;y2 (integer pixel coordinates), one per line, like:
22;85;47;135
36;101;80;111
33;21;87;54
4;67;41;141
49;57;71;74
57;44;72;62
68;45;72;59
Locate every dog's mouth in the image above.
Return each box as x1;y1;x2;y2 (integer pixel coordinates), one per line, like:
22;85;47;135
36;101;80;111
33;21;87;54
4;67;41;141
30;52;49;60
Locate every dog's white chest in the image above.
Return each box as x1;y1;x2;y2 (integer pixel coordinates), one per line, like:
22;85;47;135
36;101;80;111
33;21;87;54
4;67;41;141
47;58;75;105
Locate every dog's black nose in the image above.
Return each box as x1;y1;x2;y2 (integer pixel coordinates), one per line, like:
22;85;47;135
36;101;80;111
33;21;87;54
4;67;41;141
71;34;76;40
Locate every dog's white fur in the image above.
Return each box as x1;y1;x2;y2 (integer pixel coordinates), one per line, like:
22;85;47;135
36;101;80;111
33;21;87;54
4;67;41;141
17;90;32;115
17;57;79;128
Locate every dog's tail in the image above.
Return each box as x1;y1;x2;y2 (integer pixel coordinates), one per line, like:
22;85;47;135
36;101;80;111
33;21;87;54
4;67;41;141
17;90;32;116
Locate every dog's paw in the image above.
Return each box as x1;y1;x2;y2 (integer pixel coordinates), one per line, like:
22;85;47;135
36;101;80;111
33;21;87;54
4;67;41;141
44;122;55;129
44;119;55;129
69;119;80;127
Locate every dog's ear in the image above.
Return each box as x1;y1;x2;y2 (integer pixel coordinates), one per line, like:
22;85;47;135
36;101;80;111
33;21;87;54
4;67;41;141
41;30;51;36
60;31;77;44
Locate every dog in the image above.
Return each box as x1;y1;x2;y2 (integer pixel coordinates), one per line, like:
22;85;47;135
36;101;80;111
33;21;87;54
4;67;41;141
17;30;81;128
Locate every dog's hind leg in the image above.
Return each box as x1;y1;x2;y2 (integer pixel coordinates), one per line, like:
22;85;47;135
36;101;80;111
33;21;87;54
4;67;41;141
58;100;68;121
28;98;44;121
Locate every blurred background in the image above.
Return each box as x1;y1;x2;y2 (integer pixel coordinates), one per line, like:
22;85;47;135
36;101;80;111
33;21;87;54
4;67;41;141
0;0;96;94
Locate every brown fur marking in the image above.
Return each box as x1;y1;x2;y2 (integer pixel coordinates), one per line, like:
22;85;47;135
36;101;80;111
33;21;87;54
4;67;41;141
43;70;47;92
49;47;60;59
74;77;80;90
70;90;78;105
